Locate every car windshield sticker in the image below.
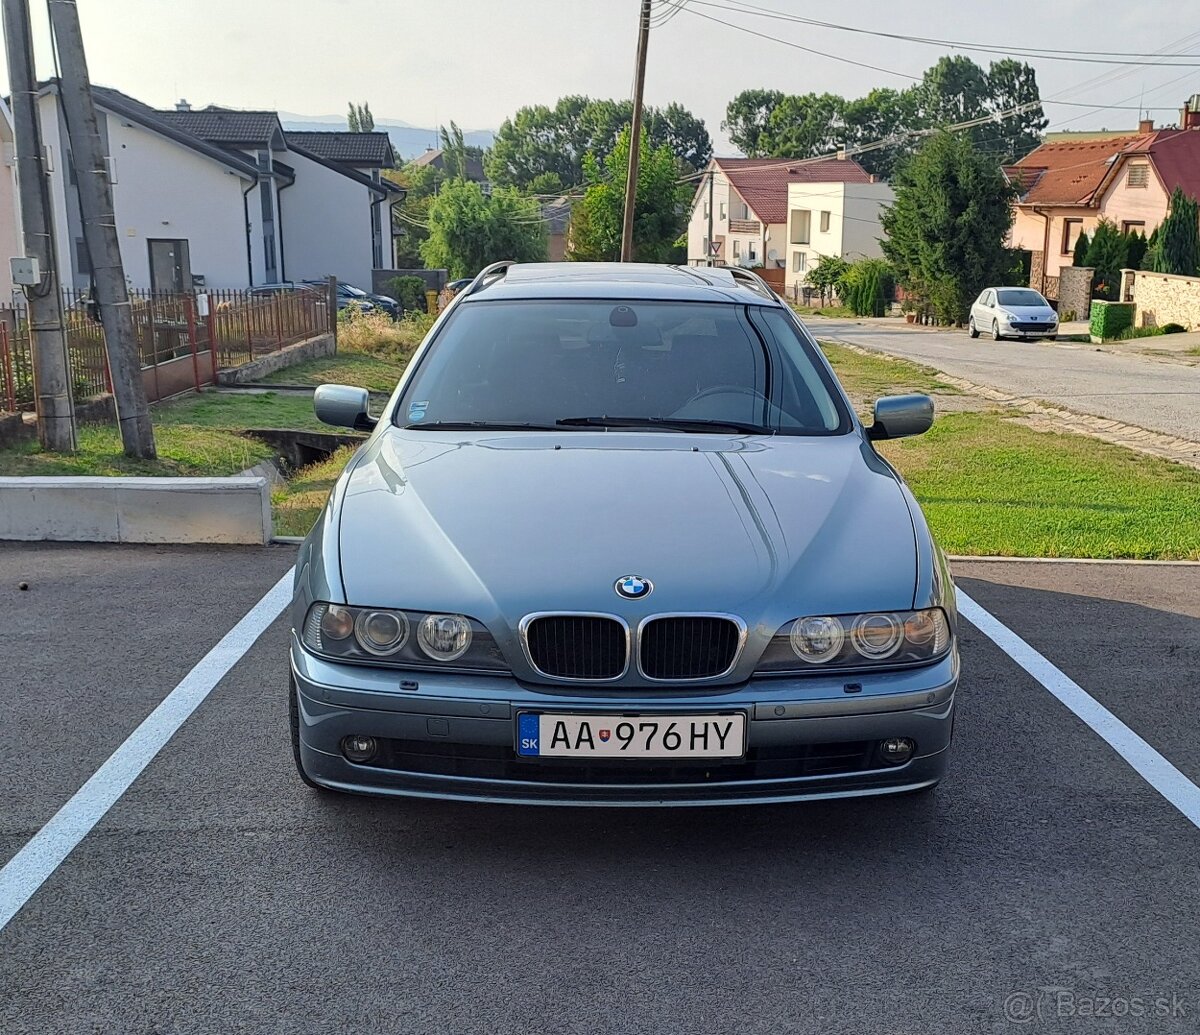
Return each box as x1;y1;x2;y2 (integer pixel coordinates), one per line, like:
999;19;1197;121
408;401;429;421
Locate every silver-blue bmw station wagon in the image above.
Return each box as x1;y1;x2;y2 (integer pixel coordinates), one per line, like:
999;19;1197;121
289;262;959;806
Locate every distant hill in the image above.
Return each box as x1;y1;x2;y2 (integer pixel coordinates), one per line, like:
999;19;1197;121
279;113;495;161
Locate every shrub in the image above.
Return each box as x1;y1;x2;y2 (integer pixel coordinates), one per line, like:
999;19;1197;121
1116;324;1164;340
1162;323;1187;334
386;276;429;313
1083;218;1127;300
1089;300;1135;340
337;307;434;357
838;258;892;317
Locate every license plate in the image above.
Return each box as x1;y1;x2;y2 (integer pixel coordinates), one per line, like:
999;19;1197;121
516;713;746;759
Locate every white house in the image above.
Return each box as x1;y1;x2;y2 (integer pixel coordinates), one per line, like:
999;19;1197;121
33;83;402;292
686;156;893;295
0;98;21;302
783;177;894;296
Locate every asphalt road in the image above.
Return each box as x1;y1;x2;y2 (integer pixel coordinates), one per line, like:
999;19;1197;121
2;544;1199;1034
811;317;1200;443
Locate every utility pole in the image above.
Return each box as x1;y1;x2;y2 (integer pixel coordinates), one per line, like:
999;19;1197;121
3;0;76;450
48;0;156;458
706;164;715;266
620;0;652;262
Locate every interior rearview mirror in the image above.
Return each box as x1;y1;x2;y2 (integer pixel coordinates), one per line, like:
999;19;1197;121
867;394;933;441
314;384;376;431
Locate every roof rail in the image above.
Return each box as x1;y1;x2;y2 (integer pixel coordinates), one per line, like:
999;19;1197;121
462;259;516;300
725;266;780;303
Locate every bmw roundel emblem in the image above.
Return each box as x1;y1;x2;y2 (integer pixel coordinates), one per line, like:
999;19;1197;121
615;575;652;599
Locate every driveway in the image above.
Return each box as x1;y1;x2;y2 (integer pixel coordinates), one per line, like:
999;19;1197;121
809;317;1200;443
2;543;1199;1034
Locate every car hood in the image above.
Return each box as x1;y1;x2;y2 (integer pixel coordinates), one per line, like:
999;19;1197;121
335;430;919;629
1001;305;1056;319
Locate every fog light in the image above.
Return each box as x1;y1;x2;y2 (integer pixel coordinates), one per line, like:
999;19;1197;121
880;737;916;765
341;734;378;763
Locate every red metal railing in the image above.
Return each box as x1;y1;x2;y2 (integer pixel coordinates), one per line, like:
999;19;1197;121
0;287;331;413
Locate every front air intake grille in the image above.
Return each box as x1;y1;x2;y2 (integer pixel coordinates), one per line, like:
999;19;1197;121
639;616;742;680
524;615;627;680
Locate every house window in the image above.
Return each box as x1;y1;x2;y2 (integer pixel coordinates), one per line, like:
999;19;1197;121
748;241;757;262
820;211;831;233
1061;218;1084;255
732;240;741;258
1122;220;1146;235
74;237;91;276
702;236;709;256
719;201;727;220
1126;164;1149;189
790;209;811;245
792;251;807;273
703;201;710;217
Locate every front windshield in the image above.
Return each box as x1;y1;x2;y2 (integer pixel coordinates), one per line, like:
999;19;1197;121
341;284;368;297
396;300;846;434
996;288;1047;307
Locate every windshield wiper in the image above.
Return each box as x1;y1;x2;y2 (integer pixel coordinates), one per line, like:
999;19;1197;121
405;420;562;431
556;416;773;434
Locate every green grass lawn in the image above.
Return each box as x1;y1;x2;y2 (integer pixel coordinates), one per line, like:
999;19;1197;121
154;390;328;431
820;342;957;399
878;412;1200;559
821;342;1200;559
260;351;409;393
272;444;359;537
790;304;858;319
0;390;323;477
0;422;273;477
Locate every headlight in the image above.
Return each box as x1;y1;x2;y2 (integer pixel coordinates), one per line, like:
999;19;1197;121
417;614;472;662
756;608;951;673
301;602;506;671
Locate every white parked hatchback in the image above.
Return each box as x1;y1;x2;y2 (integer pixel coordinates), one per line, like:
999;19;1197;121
969;287;1059;341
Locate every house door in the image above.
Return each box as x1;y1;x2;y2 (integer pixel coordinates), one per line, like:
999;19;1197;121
148;239;192;293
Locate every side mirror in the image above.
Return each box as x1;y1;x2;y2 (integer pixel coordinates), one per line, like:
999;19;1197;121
314;384;376;431
867;393;933;441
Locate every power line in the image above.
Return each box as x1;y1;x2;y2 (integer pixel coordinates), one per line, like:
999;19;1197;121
681;0;1200;66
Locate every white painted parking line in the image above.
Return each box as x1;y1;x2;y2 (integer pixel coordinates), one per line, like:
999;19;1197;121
0;567;295;934
957;590;1200;830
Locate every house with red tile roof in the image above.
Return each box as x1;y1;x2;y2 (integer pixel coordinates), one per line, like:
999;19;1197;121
686;156;892;296
1008;97;1200;299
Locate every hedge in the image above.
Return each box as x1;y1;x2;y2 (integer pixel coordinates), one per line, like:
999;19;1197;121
1089;300;1135;341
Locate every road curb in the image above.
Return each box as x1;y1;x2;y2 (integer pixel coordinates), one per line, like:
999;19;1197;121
0;476;272;545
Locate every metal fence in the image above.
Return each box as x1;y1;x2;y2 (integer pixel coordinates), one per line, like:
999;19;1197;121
1;286;331;413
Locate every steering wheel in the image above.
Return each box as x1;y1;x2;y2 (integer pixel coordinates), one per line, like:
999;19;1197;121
681;384;766;407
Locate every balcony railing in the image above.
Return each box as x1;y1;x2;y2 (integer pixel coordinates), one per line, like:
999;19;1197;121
728;218;761;234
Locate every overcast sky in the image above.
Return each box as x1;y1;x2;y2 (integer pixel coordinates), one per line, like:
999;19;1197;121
6;0;1199;152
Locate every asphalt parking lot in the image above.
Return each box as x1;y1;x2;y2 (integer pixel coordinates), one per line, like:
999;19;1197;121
1;543;1198;1034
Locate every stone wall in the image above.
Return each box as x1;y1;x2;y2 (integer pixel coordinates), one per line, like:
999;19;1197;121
1029;249;1045;291
217;333;335;385
1129;269;1200;330
1057;266;1093;323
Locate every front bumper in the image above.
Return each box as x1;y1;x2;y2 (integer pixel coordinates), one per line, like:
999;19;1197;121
291;639;959;806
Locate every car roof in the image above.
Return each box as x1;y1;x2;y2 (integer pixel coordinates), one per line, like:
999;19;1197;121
460;262;783;306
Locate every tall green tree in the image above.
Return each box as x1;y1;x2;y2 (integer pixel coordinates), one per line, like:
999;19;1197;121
384;161;440;267
881;132;1015;325
1150;187;1200;276
347;102;374;132
724;56;1046;174
1083;218;1127;300
486;96;711;189
420;180;547;278
1072;230;1090;267
568;127;687;263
